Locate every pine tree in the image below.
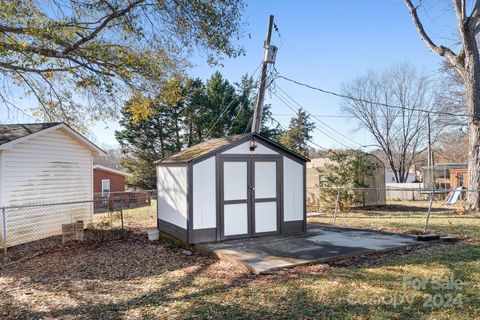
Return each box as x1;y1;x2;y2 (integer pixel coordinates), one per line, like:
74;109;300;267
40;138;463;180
116;72;285;188
280;108;315;156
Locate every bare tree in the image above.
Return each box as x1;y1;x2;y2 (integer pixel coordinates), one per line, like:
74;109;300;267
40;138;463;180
342;63;439;183
436;130;469;163
93;145;123;170
405;0;480;209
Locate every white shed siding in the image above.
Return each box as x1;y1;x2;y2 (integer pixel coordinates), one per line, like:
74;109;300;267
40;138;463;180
2;128;94;246
157;165;188;228
192;157;216;229
283;156;304;221
221;140;278;155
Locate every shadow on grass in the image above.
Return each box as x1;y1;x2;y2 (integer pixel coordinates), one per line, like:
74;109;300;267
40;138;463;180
352;204;451;214
1;239;479;319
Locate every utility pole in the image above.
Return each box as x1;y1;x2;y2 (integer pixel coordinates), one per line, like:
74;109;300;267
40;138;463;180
427;113;435;189
427;113;431;169
251;15;277;133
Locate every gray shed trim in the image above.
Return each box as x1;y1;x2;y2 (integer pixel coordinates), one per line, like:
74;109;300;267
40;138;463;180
155;133;309;166
156;134;308;244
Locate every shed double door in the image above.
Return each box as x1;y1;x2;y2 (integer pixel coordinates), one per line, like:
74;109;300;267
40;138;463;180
219;155;281;240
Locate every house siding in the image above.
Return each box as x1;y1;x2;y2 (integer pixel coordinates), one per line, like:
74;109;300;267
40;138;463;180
93;169;126;193
1;128;93;246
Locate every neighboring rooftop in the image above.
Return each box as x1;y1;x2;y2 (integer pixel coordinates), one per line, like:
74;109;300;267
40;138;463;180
93;164;132;177
0;122;61;145
0;122;105;155
421;163;467;170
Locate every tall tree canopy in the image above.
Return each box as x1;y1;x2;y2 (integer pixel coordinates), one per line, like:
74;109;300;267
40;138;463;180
0;0;245;130
116;72;283;189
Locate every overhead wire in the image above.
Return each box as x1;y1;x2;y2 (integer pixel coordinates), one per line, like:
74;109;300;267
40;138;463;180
275;74;469;118
202;61;263;141
270;86;356;149
273;84;364;147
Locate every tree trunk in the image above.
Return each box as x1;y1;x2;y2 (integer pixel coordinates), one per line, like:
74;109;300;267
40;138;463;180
464;49;480;210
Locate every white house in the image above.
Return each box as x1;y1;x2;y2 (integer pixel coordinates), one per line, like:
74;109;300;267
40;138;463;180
385;169;418;183
155;133;309;244
0;122;105;246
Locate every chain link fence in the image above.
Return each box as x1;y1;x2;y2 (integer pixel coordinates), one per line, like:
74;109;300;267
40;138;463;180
307;186;480;240
0;190;157;263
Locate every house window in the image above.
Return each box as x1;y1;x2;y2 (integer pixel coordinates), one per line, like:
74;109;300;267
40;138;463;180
458;174;465;187
101;179;111;197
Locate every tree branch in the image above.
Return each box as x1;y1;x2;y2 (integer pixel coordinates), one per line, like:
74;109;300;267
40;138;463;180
62;0;145;56
404;0;460;67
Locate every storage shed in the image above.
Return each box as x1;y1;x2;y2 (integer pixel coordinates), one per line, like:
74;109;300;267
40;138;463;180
155;133;309;244
0;122;105;246
306;155;386;210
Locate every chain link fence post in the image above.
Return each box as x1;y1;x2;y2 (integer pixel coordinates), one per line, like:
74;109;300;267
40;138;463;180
424;190;435;234
333;189;340;224
2;206;7;256
120;200;124;232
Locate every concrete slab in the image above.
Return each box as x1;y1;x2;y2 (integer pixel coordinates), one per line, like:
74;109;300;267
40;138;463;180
197;225;422;274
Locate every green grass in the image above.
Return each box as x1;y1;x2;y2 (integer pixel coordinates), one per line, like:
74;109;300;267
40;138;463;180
309;200;480;241
1;239;478;319
1;199;479;319
91;200;157;231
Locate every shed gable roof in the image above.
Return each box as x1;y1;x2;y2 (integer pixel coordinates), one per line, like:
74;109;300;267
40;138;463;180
156;133;309;164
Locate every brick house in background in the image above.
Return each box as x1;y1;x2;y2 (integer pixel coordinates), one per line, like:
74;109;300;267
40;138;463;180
93;164;131;196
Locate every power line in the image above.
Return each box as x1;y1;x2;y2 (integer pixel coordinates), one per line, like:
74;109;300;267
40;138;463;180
275;74;469;118
270;88;356;149
202;62;263;141
269;114;329;151
227;88;258;135
274;84;363;147
272;113;434;119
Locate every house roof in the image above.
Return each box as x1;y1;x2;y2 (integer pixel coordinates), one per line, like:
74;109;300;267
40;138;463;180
0;122;61;145
93;164;132;177
421;163;467;170
156;133;309;164
0;122;106;155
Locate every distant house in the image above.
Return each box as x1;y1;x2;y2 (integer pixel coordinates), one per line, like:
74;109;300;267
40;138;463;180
92;165;150;211
0;122;105;246
421;163;467;190
385;169;418;183
450;167;468;188
93;164;131;196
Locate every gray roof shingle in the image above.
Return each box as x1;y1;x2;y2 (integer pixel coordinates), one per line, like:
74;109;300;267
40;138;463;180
0;122;62;145
156;134;247;163
156;133;309;164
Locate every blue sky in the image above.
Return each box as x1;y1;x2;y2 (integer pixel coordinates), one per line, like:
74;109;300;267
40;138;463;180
7;0;455;149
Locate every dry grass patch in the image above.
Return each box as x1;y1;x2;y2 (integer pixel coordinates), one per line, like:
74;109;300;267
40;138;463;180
0;236;479;319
